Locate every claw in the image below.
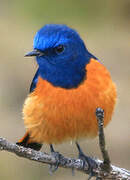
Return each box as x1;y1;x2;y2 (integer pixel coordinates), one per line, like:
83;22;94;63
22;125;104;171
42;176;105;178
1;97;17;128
49;164;59;175
49;144;61;174
88;172;93;180
76;142;97;179
96;177;102;180
71;167;75;176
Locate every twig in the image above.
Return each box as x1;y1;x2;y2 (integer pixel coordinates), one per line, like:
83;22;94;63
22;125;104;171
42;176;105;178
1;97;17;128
0;137;130;179
96;107;111;172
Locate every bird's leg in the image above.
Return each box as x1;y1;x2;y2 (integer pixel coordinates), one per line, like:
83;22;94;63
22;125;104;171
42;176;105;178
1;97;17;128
49;144;61;174
76;142;97;179
50;144;55;152
96;107;111;172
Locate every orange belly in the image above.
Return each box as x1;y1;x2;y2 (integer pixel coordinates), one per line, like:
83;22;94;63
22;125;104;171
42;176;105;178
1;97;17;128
23;59;117;144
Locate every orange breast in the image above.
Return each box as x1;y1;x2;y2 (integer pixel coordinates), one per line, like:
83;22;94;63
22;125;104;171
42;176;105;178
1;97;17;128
23;59;117;144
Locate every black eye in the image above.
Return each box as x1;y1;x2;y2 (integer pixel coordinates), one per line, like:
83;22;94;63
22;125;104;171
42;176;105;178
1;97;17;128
54;45;64;54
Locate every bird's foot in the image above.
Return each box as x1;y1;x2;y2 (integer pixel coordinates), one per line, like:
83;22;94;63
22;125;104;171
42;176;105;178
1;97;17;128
49;144;61;174
76;142;97;180
79;153;97;180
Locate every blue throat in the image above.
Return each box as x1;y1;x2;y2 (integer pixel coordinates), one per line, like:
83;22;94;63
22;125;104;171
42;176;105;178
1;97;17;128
39;62;86;89
36;53;94;89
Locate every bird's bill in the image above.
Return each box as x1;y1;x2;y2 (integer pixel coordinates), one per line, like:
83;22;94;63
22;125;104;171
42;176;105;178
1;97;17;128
25;49;44;57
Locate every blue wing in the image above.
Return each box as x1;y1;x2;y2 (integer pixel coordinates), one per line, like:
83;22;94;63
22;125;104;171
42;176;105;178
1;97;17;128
87;52;98;61
30;68;40;93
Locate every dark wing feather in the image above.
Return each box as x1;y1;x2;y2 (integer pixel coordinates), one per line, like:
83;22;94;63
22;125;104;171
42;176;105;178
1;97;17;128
30;68;40;93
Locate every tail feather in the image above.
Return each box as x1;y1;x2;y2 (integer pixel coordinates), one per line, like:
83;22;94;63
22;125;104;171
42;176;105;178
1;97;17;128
16;132;42;151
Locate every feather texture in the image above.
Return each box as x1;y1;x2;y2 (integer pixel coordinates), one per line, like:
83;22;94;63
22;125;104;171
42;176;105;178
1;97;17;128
23;59;117;144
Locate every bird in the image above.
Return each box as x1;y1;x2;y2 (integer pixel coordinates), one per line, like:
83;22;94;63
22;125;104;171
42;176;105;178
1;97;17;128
16;24;117;169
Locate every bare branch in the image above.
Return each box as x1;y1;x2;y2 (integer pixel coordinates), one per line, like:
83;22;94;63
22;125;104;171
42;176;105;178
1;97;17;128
0;137;130;179
96;108;111;172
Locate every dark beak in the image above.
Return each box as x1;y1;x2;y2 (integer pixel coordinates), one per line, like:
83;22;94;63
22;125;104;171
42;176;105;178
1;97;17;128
24;49;44;57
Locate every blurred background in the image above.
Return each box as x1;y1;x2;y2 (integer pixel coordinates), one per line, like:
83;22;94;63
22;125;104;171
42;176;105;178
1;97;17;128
0;0;130;179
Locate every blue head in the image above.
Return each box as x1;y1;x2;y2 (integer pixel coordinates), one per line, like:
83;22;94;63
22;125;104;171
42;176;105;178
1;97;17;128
25;24;96;89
